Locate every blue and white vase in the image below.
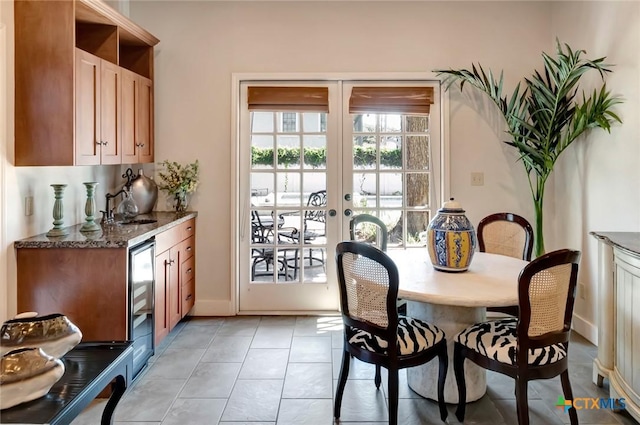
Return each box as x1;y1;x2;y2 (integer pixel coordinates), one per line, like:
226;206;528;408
426;198;476;272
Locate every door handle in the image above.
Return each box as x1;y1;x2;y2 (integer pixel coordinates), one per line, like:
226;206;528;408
344;209;352;217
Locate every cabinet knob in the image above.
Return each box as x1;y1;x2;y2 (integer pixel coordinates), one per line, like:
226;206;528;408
187;226;192;231
165;259;175;266
185;294;193;301
187;268;192;274
140;143;145;148
103;141;109;146
186;246;192;251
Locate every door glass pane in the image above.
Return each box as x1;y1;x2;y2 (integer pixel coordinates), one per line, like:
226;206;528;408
353;137;376;170
303;173;326;197
277;135;300;169
277;173;301;205
353;114;376;132
252;112;274;132
303;135;326;170
406;173;429;207
251;135;274;169
381;136;401;170
406;135;429;170
380;173;402;208
406;211;431;247
380;114;401;132
353;172;377;208
278;112;299;132
350;105;432;249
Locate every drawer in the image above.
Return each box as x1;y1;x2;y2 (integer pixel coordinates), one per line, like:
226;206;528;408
181;278;195;316
180;219;196;241
155;219;196;254
177;236;195;262
181;255;195;283
155;225;182;254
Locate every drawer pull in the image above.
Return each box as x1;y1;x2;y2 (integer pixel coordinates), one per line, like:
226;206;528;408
185;294;193;301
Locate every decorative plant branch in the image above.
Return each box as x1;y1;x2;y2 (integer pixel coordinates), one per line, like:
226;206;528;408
434;40;623;257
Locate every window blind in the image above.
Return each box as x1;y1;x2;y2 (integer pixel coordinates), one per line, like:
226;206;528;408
348;87;434;114
247;86;329;112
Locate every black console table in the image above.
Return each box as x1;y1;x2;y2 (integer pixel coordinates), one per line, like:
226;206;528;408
0;341;133;425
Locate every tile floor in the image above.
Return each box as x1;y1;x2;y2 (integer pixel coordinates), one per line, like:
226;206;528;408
72;315;639;425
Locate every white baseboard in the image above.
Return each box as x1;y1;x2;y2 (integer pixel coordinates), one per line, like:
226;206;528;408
190;299;235;316
572;312;597;345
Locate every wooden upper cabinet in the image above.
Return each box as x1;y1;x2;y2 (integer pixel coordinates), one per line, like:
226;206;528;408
14;0;159;166
122;69;154;164
75;50;122;165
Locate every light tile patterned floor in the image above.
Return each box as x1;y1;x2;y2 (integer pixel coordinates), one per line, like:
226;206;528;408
72;315;639;425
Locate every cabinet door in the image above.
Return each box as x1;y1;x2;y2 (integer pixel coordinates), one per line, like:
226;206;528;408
75;50;101;166
121;69;138;163
168;247;181;330
137;77;154;163
154;250;170;346
100;61;121;164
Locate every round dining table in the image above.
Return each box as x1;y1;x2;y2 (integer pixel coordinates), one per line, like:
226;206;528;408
386;249;529;403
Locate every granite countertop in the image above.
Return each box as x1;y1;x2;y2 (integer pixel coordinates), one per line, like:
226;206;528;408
590;231;640;257
14;211;198;249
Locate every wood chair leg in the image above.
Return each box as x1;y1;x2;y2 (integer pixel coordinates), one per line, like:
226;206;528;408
388;368;399;425
374;365;382;389
437;343;448;422
454;343;466;422
515;377;529;425
561;370;579;425
334;350;350;419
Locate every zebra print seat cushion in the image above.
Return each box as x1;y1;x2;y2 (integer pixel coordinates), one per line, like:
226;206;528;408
455;318;567;366
347;316;445;356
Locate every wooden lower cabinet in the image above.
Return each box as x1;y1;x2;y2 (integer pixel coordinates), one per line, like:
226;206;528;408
154;219;196;346
16;217;196;350
17;248;129;341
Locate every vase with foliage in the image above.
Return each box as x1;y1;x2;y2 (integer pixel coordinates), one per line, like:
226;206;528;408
434;40;623;257
157;160;200;212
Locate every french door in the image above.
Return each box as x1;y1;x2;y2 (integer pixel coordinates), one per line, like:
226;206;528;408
237;79;442;313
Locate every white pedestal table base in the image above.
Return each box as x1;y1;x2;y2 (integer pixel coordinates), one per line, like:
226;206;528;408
406;300;486;403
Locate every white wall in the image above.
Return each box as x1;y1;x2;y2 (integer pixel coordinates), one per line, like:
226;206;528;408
550;2;640;342
128;0;551;315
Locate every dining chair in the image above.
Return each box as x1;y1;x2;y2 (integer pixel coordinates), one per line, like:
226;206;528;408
478;212;534;316
334;241;448;425
453;248;581;425
349;213;388;251
349;213;405;316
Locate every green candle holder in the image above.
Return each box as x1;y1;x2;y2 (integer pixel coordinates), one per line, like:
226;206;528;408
46;184;69;237
80;182;101;233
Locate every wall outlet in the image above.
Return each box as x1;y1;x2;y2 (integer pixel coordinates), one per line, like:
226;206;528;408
471;172;484;186
25;196;34;216
578;283;586;300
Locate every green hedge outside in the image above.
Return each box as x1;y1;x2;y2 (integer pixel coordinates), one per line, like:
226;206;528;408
251;146;401;168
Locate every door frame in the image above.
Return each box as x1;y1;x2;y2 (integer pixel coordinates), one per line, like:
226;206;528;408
231;72;450;314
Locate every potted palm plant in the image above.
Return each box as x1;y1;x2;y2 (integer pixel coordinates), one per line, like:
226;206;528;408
435;40;623;257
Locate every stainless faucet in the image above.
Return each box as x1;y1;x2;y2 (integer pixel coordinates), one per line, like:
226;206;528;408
101;190;126;224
